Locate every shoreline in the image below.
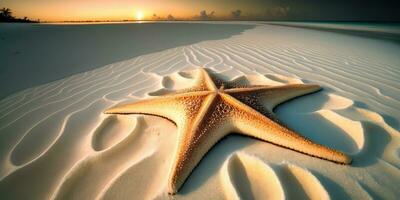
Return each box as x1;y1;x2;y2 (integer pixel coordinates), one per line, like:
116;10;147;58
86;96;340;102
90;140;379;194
266;22;400;43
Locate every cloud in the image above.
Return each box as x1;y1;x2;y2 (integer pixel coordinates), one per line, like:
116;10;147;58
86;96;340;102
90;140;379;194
265;6;290;19
198;10;215;20
152;13;161;20
167;14;175;20
231;9;242;19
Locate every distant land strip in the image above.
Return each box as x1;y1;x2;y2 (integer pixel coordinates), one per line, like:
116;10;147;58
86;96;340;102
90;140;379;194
267;22;400;44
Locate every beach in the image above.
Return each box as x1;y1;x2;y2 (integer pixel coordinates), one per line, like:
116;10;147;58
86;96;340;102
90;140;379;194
0;21;399;199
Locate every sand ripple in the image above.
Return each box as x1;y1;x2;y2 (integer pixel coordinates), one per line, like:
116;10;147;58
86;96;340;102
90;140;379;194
221;153;284;200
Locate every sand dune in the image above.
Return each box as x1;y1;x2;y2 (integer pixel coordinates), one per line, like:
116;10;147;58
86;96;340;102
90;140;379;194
0;22;399;199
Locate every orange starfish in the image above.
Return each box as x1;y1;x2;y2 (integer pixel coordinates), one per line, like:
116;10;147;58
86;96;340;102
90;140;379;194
105;68;351;194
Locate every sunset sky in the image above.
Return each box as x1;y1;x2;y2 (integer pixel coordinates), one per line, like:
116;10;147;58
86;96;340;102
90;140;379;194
2;0;399;22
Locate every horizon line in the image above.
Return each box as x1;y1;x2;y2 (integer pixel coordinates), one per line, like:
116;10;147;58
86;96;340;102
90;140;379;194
18;19;400;24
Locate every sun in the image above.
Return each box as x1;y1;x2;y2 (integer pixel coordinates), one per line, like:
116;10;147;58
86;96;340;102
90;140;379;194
136;11;144;20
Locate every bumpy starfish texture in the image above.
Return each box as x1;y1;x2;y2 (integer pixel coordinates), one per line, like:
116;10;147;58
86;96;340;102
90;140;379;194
104;68;352;194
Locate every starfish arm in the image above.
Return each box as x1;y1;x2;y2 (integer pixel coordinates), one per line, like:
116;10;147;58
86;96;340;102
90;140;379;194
168;94;233;194
221;93;352;165
226;84;322;110
199;68;218;90
190;68;217;91
104;91;210;125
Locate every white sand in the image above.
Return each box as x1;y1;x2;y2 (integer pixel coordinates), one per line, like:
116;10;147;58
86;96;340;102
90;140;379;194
0;22;253;99
0;22;399;199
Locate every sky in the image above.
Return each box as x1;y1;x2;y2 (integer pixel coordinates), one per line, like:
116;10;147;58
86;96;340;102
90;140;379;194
1;0;399;22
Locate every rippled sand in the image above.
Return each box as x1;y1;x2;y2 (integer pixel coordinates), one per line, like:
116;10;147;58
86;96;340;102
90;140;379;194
0;22;399;199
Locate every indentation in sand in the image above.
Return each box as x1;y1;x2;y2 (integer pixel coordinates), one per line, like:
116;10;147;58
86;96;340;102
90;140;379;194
91;115;137;151
149;71;198;96
221;152;284;200
10;115;67;166
283;164;330;200
221;152;331;200
318;109;364;153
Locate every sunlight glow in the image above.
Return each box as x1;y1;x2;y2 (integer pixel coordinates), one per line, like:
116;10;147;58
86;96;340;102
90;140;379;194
136;11;144;20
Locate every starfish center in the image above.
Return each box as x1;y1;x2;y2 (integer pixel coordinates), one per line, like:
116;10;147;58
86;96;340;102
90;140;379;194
215;84;225;93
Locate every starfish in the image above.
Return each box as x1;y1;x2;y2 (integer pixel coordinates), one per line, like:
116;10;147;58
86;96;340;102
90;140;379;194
104;68;351;194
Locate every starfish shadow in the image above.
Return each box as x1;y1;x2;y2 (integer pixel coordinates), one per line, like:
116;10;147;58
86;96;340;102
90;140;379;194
351;121;391;167
308;169;351;199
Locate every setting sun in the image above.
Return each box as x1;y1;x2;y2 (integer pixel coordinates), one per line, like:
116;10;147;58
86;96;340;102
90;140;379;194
136;11;144;20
